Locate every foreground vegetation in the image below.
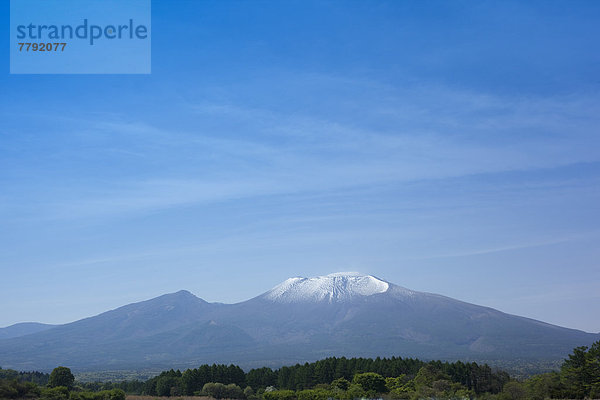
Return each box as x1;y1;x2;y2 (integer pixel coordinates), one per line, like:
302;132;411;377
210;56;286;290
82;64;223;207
0;366;124;400
1;341;598;399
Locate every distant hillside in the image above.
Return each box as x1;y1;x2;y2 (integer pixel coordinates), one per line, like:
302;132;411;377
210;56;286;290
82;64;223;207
0;322;56;339
0;273;598;371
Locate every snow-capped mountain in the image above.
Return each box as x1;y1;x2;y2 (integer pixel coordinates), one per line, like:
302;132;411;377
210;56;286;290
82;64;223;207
0;272;598;372
262;272;392;303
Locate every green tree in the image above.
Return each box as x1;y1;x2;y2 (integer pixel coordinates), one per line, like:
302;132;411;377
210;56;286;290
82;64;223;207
0;380;19;399
40;386;69;400
70;388;125;400
413;384;437;400
0;379;41;399
385;375;406;391
263;389;296;400
297;388;332;400
431;379;451;393
500;381;526;400
202;382;244;399
247;367;277;389
155;375;180;396
561;340;600;399
525;372;562;400
224;383;245;399
331;377;350;391
413;364;448;389
48;367;74;390
352;372;387;393
586;341;600;398
343;383;366;399
244;385;256;399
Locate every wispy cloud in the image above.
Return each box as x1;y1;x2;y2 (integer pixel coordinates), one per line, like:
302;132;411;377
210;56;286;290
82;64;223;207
408;236;579;260
2;78;599;223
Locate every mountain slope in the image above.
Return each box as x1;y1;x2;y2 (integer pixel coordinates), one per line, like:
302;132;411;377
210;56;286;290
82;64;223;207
0;322;56;339
0;273;597;371
227;274;598;362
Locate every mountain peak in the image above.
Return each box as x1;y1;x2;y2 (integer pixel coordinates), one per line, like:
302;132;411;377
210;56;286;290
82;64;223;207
262;272;390;303
173;289;194;297
2;273;599;371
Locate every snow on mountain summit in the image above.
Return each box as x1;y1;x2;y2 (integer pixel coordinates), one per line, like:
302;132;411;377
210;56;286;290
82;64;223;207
263;272;390;303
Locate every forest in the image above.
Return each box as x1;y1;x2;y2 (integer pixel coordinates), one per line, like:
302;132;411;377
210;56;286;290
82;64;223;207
1;341;598;400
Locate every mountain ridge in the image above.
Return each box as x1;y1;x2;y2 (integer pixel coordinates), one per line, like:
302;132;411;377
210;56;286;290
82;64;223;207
0;273;598;371
0;322;57;340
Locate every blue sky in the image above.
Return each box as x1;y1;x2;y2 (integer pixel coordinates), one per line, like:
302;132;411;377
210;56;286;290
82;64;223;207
1;0;600;333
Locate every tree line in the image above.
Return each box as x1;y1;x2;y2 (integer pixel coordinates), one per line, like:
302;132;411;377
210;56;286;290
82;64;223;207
114;356;507;397
0;367;49;386
0;366;124;400
1;340;598;399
